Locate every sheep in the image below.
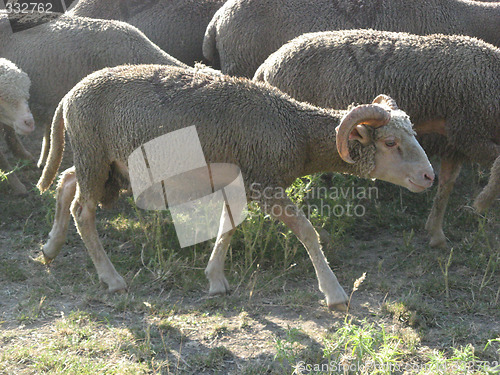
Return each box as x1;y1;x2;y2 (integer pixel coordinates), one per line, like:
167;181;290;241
0;57;35;195
69;0;227;66
0;13;187;168
203;0;500;77
253;29;500;247
36;64;434;310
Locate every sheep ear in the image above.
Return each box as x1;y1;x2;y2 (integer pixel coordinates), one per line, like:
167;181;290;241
349;125;372;145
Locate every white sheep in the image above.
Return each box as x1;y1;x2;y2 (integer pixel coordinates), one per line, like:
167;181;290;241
254;30;500;247
0;12;187;168
0;57;34;194
69;0;227;66
203;0;500;77
38;65;434;311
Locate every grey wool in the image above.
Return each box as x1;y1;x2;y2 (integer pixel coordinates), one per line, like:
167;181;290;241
69;0;226;66
203;0;500;77
37;66;390;197
0;13;187;167
0;58;30;106
254;29;500;247
0;57;33;195
37;65;433;309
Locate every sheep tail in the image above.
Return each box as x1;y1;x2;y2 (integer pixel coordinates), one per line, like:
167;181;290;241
37;121;51;169
473;155;500;212
202;15;220;69
37;101;65;193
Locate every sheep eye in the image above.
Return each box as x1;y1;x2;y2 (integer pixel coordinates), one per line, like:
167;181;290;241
385;139;396;147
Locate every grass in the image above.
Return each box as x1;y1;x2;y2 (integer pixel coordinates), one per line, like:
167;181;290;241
0;158;499;374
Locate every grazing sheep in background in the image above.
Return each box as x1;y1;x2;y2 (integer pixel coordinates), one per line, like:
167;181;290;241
0;58;34;195
0;13;187;168
37;65;434;311
203;0;500;77
253;30;500;247
69;0;226;66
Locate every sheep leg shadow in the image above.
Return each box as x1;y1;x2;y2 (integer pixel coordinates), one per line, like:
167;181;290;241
0;148;27;195
71;188;127;292
2;125;35;162
263;197;348;311
425;158;462;248
205;204;234;295
42;167;76;262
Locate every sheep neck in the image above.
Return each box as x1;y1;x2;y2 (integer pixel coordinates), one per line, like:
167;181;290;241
301;113;358;177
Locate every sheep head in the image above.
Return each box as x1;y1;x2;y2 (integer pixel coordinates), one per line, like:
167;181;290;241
335;95;434;192
0;59;35;135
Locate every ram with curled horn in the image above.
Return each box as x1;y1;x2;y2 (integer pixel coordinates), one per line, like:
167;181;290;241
333;95;435;193
37;65;435;311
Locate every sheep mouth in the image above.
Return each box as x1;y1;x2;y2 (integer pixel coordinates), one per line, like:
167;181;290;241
407;179;430;192
15;122;35;135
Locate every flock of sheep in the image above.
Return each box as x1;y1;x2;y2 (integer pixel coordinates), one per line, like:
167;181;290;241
1;0;499;311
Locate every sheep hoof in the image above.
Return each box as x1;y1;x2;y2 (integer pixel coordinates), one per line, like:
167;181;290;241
42;251;55;265
208;277;231;296
104;276;127;293
111;287;127;294
429;234;447;248
328;302;348;312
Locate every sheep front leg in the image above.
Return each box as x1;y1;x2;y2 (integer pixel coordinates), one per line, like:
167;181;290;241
2;125;34;162
42;167;76;262
205;204;235;295
264;198;348;311
0;149;27;195
425;158;462;248
474;155;500;212
71;192;126;292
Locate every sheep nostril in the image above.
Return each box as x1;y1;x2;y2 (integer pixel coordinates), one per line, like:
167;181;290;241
25;118;35;129
424;172;434;182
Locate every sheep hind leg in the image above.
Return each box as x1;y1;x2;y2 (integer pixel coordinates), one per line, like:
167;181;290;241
71;190;126;292
425;158;462;248
265;198;348;311
205;204;235;295
42;167;76;262
474;155;500;212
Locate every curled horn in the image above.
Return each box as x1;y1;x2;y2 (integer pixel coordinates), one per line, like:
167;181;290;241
335;103;391;164
372;94;399;110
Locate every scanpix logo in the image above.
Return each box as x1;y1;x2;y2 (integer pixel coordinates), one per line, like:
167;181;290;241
128;126;248;248
2;0;76;32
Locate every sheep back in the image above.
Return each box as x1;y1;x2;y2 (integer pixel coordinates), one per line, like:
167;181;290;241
255;30;500;164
